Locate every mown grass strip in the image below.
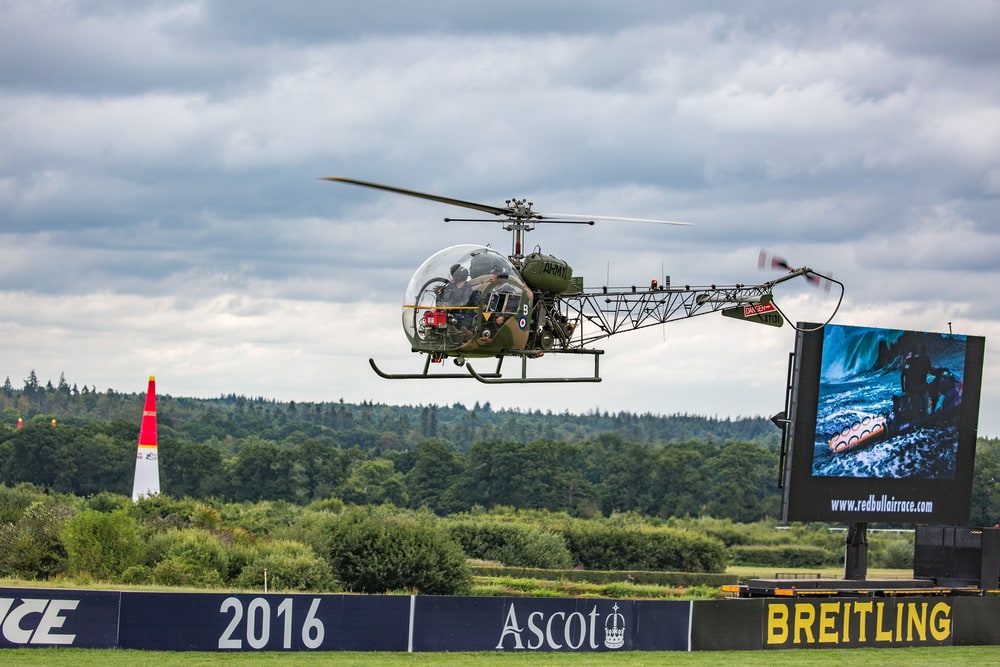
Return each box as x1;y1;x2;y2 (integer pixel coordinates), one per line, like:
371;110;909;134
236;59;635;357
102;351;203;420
3;646;1000;666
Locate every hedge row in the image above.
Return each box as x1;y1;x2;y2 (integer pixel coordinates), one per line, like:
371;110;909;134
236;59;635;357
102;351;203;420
561;521;729;572
729;544;839;567
445;520;573;569
445;516;730;573
468;565;738;588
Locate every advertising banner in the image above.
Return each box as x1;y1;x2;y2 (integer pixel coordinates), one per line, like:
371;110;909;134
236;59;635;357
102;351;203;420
413;596;689;652
2;587;998;652
763;598;953;649
0;588;120;648
118;592;410;651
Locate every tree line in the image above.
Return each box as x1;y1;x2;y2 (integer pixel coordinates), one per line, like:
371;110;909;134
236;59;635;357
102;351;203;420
2;371;780;450
1;372;998;525
0;420;781;522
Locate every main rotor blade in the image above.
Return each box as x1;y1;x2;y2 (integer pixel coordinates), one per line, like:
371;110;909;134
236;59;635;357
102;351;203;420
322;177;510;217
542;212;694;226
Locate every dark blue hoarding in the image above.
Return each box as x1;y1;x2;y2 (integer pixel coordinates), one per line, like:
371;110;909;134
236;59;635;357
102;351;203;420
0;588;120;648
118;592;410;651
632;599;693;651
3;587;999;652
412;596;689;652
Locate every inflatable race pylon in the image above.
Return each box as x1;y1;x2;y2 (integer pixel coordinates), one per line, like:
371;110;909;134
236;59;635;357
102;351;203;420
131;376;161;501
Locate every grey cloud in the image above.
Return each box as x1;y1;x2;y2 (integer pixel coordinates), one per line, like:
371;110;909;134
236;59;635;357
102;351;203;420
2;1;998;433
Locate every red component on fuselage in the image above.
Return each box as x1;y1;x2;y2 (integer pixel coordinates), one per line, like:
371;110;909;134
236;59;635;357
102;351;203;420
424;310;448;328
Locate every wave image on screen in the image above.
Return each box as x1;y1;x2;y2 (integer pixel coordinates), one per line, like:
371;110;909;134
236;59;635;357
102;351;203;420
810;325;967;480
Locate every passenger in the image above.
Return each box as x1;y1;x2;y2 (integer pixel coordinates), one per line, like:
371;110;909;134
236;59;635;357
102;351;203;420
469;263;506;291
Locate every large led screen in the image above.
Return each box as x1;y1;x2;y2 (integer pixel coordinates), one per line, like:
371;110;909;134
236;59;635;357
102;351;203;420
781;323;985;523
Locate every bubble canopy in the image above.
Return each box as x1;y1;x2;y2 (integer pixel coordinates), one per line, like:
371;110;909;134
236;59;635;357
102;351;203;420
402;244;523;346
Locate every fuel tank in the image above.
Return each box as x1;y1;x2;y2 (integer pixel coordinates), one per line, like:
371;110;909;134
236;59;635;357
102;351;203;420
520;252;577;293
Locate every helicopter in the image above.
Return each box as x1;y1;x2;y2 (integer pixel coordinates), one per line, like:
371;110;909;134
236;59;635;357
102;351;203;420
324;177;844;384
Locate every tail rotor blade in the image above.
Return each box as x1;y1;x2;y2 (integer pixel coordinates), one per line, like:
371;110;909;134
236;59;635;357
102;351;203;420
761;249;833;291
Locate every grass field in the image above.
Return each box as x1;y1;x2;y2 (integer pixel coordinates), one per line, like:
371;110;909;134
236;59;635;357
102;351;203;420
3;647;1000;666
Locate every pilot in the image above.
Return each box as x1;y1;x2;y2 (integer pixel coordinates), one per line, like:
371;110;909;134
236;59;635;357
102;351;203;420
441;264;473;307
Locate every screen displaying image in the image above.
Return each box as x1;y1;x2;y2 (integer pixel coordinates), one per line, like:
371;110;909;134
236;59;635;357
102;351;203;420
780;323;985;524
812;325;968;480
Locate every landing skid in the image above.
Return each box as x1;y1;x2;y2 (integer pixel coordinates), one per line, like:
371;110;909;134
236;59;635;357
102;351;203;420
468;349;603;384
368;356;503;380
369;349;604;383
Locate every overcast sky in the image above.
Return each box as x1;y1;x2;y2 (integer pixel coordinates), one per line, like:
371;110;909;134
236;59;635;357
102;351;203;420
2;1;999;436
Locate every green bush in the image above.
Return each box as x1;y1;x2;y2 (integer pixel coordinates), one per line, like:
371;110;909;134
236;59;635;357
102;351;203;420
0;501;75;579
688;520;753;546
229;539;336;592
192;503;222;531
86;491;130;513
305;497;345;514
667;517;791;547
62;508;144;580
314;505;469;594
562;521;729;572
153;556;225;587
127;495;199;533
119;564;154;585
446;520;572;569
271;508;343;562
218;500;300;535
143;528;229;581
875;539;914;569
0;483;52;524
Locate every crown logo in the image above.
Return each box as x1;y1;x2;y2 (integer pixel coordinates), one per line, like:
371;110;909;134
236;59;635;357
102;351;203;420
604;602;625;649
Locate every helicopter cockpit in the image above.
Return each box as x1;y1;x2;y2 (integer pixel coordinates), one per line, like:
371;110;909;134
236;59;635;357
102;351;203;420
403;244;532;357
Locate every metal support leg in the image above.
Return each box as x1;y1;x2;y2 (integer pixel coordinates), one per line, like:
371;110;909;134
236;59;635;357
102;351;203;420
844;521;868;581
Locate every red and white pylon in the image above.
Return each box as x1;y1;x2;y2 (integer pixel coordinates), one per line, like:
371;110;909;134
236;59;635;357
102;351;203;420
131;376;161;501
